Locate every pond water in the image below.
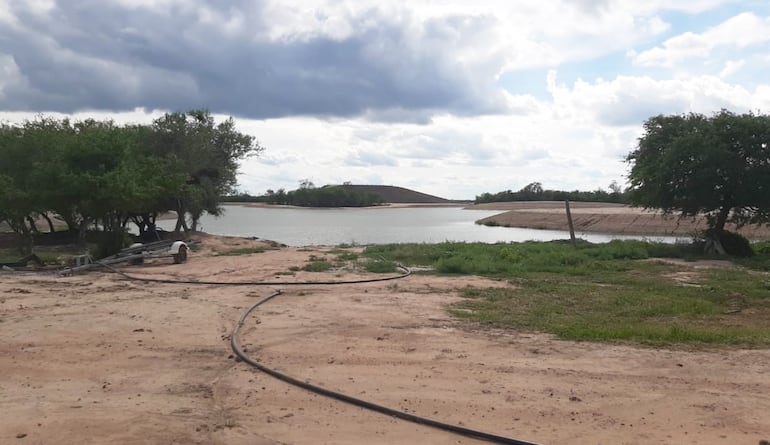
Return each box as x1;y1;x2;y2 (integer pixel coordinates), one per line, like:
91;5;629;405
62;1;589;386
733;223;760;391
157;205;679;246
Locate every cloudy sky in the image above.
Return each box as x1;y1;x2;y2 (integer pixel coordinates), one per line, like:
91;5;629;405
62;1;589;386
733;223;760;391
1;0;769;199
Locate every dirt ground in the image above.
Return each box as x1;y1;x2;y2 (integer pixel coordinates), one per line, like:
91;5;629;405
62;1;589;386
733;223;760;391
2;235;769;445
471;202;770;240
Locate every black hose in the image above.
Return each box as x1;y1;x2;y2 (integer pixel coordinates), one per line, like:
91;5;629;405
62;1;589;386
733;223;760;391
97;260;539;444
98;262;411;286
232;291;541;445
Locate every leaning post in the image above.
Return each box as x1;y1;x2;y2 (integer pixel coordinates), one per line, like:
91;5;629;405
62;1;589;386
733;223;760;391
565;200;577;247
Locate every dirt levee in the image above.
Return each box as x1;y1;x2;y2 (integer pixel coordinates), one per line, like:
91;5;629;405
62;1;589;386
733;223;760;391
1;238;769;444
471;201;770;239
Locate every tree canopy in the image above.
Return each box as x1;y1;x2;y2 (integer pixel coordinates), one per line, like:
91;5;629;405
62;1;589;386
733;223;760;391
626;110;770;232
475;182;626;204
226;183;385;207
0;111;262;253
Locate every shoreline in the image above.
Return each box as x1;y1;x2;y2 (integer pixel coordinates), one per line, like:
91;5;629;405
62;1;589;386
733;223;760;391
225;201;770;240
466;201;770;240
225;202;469;209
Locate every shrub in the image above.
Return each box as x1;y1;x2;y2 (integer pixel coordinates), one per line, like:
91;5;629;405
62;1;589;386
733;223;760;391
702;229;754;257
302;261;332;272
363;261;398;273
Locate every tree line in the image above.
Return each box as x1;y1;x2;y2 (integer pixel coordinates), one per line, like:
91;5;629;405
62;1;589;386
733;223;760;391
0;110;262;253
224;181;385;207
475;181;627;204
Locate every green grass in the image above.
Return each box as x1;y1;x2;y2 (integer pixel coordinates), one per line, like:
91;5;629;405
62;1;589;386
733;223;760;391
216;247;268;256
334;251;359;261
365;240;770;347
302;260;333;272
362;260;398;273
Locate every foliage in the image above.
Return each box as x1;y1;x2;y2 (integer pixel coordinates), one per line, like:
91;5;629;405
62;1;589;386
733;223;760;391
302;260;333;272
365;240;770;346
362;260;398;273
627;110;770;232
251;184;385;207
333;251;359;261
0;112;261;254
365;239;691;276
216;247;269;256
147;110;264;231
475;181;627;204
698;229;754;257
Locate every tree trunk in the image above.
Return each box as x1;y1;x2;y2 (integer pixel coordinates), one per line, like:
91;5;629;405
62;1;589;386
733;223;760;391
41;213;56;233
174;214;189;232
59;212;78;232
26;216;39;234
190;210;202;232
173;199;189;232
714;205;731;232
77;220;89;247
8;217;34;255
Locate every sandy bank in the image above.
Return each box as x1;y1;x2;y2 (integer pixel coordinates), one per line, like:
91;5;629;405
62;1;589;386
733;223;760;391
469;201;770;240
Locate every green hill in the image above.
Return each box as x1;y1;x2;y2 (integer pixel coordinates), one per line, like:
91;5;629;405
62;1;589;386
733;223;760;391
337;185;452;203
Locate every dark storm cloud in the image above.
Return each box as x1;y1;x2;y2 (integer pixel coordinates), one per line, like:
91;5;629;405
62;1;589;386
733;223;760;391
0;1;506;121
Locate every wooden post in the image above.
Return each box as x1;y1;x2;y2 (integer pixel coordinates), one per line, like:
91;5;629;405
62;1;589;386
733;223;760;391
565;200;576;247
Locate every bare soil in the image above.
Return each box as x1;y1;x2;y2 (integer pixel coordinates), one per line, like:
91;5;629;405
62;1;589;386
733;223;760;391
471;201;770;239
1;235;769;445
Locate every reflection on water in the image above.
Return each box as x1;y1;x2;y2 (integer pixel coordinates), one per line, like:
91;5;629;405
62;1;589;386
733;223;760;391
158;205;680;246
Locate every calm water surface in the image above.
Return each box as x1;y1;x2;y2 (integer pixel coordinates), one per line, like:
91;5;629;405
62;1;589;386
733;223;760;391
158;205;677;246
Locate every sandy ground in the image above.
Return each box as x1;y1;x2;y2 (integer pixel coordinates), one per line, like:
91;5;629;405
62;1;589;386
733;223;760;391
2;235;769;445
470;202;770;240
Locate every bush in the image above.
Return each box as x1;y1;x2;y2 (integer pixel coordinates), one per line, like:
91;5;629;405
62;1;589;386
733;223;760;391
363;261;398;273
702;229;754;257
95;229;132;259
302;261;332;272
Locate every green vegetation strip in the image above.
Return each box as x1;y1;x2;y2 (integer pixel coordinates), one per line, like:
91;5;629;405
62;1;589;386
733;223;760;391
365;240;770;347
216;247;269;256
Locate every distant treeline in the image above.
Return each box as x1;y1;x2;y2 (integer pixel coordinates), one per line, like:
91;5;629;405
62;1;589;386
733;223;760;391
475;182;627;204
224;183;384;207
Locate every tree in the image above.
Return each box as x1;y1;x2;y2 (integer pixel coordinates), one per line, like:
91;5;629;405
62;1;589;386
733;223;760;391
519;182;543;200
627;110;770;234
148;110;264;232
0;119;68;252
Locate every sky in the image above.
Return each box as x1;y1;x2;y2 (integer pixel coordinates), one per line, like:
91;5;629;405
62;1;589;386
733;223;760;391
1;0;769;200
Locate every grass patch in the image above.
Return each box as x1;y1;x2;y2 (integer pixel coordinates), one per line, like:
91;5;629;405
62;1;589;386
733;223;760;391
334;251;359;261
362;260;398;273
302;259;333;272
365;240;770;347
216;247;267;256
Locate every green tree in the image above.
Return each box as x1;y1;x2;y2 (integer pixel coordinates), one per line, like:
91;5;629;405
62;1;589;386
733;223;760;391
148;110;263;232
0;119;65;252
627;109;770;234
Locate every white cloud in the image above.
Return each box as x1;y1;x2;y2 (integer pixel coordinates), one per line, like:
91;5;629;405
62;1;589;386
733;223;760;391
345;149;399;167
0;1;18;26
2;0;769;200
546;70;770;126
0;55;23;99
634;12;770;68
719;59;745;78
